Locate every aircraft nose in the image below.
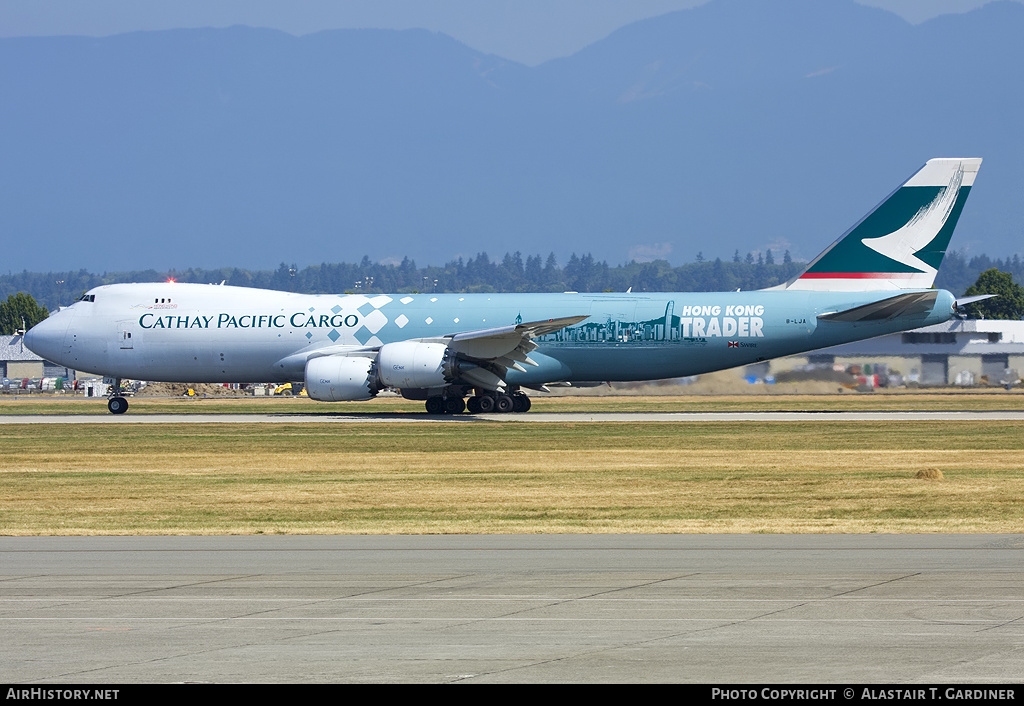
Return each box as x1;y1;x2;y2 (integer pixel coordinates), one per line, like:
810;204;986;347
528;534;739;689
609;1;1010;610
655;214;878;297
23;311;71;363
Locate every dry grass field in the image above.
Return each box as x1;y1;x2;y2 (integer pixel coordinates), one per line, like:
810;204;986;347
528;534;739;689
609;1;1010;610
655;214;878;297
2;393;1023;535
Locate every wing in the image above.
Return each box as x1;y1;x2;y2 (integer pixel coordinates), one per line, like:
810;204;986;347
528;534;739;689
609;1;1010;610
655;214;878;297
279;314;589;394
433;315;588;390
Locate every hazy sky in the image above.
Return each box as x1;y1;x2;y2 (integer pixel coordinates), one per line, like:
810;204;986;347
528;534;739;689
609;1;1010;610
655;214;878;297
0;0;1015;65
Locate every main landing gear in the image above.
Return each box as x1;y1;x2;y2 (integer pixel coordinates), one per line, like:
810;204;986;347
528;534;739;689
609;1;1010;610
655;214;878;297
107;377;129;414
425;391;531;415
424;395;466;415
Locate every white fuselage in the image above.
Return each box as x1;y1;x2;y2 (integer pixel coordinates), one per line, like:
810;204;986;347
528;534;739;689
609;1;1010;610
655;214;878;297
25;282;958;387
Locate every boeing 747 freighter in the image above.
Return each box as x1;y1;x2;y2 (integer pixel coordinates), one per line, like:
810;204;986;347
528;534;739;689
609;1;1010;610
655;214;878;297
25;158;986;414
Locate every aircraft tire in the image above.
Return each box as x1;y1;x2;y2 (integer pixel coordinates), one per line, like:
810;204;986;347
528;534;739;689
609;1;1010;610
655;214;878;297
444;397;466;414
466;396;482;414
495;394;514;413
424;396;445;414
476;395;495;413
512;394;531;413
107;396;129;415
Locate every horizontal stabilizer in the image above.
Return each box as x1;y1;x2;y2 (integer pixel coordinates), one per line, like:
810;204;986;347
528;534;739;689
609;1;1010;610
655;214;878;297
817;290;938;322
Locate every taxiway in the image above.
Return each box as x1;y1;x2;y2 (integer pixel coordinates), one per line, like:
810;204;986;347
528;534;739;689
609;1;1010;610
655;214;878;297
2;534;1023;683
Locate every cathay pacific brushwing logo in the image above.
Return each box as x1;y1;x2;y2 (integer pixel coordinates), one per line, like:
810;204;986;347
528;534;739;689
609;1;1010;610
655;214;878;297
859;163;964;274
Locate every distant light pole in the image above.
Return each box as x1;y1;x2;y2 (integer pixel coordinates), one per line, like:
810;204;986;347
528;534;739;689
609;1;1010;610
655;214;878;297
55;280;65;308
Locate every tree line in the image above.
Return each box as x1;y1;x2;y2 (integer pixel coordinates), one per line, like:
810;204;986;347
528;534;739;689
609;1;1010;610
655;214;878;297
1;249;1021;314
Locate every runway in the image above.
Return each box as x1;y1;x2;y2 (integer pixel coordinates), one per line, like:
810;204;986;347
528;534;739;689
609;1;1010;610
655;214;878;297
5;410;1024;423
3;535;1023;683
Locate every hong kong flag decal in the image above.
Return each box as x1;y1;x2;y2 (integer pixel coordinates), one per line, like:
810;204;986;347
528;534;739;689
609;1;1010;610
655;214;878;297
728;341;739;348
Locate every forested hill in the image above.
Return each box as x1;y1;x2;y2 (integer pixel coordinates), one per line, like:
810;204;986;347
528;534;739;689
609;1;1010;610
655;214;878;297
2;251;1017;313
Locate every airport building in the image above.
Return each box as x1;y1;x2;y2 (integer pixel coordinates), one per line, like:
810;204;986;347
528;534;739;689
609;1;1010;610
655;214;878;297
1;334;47;381
766;319;1024;387
0;334;76;389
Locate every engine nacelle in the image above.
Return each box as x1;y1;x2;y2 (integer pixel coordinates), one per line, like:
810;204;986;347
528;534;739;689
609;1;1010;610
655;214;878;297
304;355;378;401
377;341;451;389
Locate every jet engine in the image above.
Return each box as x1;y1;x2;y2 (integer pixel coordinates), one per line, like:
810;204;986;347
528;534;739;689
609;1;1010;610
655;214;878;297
304;340;508;402
377;340;506;391
377;341;451;389
304;355;379;401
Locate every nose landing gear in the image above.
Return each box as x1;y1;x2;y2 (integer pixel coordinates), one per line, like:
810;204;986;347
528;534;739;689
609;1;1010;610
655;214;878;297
107;378;129;414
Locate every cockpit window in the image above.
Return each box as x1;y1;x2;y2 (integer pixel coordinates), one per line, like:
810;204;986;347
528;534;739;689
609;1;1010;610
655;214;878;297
76;294;96;303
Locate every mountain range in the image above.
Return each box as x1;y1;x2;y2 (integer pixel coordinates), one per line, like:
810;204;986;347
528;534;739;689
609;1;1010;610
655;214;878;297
2;0;1022;273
